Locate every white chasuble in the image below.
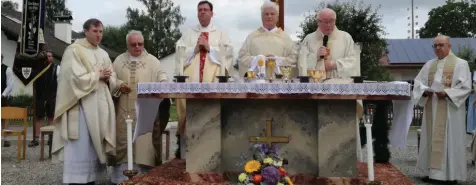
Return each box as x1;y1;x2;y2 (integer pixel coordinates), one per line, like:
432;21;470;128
174;24;234;160
412;51;472;181
298;27;359;78
51;38;119;183
108;50;168;183
237;27;297;78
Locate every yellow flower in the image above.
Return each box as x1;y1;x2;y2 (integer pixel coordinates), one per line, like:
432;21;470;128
277;183;284;185
286;176;294;185
263;157;274;164
244;160;261;173
238;173;248;182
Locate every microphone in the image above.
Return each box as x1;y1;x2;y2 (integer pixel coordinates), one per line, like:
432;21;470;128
320;35;329;59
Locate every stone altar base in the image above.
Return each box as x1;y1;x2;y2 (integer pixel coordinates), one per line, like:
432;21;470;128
121;159;414;185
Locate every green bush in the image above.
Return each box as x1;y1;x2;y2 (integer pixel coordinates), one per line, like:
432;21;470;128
5;94;33;108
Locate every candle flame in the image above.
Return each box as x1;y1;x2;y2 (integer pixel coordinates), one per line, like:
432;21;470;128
127;115;130;119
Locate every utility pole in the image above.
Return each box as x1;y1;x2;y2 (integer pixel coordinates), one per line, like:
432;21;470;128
407;0;419;39
270;0;284;30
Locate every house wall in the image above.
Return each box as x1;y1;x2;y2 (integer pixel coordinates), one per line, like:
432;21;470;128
388;68;421;81
1;31;33;96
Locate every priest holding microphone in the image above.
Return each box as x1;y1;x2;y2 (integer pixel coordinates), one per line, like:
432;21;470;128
298;8;359;78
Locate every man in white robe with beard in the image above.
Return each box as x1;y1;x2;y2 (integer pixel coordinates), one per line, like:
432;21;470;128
412;35;472;184
52;18;119;185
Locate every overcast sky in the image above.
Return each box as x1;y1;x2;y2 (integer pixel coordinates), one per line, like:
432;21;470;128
12;0;449;52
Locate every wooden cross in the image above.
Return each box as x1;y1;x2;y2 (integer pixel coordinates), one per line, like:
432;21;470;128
248;120;289;146
270;0;285;30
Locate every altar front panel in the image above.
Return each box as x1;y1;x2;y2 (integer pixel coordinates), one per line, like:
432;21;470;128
221;99;319;175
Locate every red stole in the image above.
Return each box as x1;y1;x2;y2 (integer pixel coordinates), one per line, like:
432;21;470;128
199;32;209;82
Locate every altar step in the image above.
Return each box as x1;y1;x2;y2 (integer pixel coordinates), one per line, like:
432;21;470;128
123;159;413;185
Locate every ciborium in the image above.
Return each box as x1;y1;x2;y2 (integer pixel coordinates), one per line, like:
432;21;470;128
265;58;276;80
279;66;292;82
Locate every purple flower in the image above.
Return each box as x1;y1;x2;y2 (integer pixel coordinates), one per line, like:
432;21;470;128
261;166;280;185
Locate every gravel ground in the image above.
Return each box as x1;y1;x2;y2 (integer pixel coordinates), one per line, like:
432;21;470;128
2;129;475;185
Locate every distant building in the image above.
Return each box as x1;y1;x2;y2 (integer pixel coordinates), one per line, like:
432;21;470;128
381;38;476;81
1;8;120;96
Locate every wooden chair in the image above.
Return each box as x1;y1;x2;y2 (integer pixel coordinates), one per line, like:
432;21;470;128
1;107;28;161
39;125;54;161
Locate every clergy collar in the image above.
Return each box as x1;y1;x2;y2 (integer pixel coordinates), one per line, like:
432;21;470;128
74;38;99;49
193;23;217;32
262;26;278;33
316;26;339;39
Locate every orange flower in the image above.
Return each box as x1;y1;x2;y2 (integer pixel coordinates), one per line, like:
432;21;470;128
244;160;261;173
278;167;286;177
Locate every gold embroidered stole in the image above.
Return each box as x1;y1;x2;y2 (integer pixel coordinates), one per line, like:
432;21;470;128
127;60;138;120
425;53;457;169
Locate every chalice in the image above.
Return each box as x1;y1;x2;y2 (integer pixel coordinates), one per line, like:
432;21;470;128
266;59;276;80
246;71;257;82
307;70;326;83
279;66;292;82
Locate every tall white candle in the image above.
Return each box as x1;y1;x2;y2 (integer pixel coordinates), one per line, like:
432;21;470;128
178;46;185;75
126;115;133;170
220;45;227;76
364;119;375;181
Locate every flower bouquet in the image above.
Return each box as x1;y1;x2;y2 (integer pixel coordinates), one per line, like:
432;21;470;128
238;144;293;185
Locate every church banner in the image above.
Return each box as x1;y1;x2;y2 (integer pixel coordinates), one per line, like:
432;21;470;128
20;0;44;56
12;0;49;86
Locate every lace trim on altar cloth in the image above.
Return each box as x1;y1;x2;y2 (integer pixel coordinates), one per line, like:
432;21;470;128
137;82;411;96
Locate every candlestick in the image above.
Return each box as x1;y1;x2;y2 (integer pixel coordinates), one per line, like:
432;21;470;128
364;115;374;181
125;115;133;170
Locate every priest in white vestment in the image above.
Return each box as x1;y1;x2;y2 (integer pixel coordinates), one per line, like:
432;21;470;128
174;0;234;159
412;35;472;184
298;8;364;160
237;1;297;78
298;8;359;78
108;30;168;184
52;19;119;185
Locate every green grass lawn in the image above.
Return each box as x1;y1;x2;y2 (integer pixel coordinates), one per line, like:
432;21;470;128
169;104;178;122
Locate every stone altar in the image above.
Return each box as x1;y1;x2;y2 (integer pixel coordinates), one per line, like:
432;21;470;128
137;82;411;179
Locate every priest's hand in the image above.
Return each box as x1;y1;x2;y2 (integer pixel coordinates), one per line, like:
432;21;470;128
99;68;111;81
318;46;329;58
197;36;210;52
324;59;336;71
436;91;447;99
119;83;132;94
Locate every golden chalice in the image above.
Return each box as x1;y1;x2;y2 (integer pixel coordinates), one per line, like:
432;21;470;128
279;66;292;82
307;70;326;83
246;71;257;81
266;59;276;80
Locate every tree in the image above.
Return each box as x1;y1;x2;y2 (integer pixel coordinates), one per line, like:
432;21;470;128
45;0;72;26
419;0;476;38
456;45;476;71
101;25;129;53
124;0;185;58
298;0;391;81
1;0;19;10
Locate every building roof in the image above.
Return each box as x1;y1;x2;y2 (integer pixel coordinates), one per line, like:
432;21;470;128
386;38;476;64
0;8;120;60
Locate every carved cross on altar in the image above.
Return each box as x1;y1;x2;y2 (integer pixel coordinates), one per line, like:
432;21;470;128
248;120;289;146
